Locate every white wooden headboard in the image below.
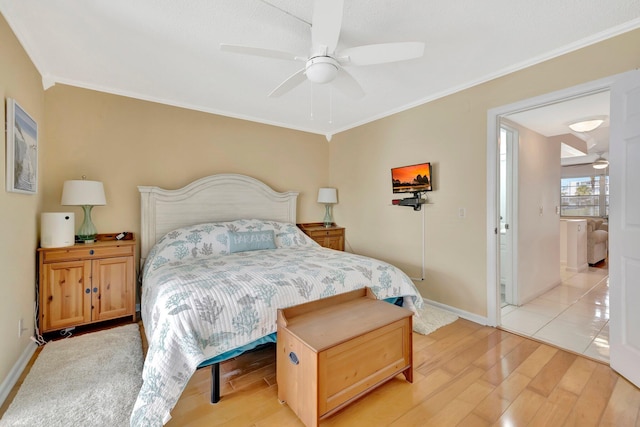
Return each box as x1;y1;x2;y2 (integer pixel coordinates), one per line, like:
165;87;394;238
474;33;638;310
138;174;299;263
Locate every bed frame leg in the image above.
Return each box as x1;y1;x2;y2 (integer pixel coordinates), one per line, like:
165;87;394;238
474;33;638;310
211;363;221;404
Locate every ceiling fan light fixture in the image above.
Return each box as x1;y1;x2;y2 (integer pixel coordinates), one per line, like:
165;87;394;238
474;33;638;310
593;157;609;169
305;57;339;84
568;117;605;133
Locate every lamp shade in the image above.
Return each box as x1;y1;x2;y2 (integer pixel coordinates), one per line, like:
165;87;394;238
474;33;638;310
317;188;338;204
61;180;107;206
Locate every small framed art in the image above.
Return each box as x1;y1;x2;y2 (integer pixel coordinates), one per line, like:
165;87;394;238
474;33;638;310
6;98;38;194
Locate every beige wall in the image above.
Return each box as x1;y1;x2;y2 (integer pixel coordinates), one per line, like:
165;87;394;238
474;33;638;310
330;28;640;317
507;120;561;304
330;92;488;315
3;9;640;395
2;16;330;393
41;84;330;246
0;14;45;388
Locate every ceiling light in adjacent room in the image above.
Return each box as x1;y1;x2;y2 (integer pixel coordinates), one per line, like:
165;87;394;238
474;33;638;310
593;156;609;169
568;117;605;133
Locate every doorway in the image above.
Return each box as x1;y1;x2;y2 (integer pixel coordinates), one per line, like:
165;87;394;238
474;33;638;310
497;104;612;361
488;71;640;388
486;78;616;350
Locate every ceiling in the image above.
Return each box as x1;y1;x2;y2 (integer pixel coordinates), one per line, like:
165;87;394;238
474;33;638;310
2;1;640;138
507;91;611;166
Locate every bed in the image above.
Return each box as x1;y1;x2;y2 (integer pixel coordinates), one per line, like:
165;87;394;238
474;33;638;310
130;174;424;426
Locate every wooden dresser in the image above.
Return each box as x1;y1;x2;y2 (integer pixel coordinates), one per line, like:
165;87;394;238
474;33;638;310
37;234;136;333
297;223;345;251
277;288;413;427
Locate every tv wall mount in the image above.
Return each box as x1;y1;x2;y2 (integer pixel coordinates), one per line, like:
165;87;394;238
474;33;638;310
393;192;427;211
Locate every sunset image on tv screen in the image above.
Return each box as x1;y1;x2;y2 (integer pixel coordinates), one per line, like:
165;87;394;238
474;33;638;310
392;163;431;193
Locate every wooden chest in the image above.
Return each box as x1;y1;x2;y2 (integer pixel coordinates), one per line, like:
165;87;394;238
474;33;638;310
277;288;413;427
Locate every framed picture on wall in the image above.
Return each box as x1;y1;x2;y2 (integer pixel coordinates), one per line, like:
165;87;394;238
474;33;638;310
6;98;38;194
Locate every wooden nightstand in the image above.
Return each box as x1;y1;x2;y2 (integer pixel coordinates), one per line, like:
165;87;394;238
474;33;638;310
297;223;345;251
37;234;136;333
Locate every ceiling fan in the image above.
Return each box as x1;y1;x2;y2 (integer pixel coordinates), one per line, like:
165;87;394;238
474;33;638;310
220;0;425;99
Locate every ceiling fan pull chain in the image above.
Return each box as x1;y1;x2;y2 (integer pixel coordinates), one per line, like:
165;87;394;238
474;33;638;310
329;86;333;124
310;84;315;120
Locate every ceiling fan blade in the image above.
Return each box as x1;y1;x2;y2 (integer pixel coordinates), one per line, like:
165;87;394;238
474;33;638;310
220;43;300;62
311;0;344;54
268;69;307;97
338;42;425;66
331;68;365;99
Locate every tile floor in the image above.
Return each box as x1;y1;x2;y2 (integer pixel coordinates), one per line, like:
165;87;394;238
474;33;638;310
500;266;610;363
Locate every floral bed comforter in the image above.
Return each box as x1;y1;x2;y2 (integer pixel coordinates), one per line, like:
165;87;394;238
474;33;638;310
130;219;423;426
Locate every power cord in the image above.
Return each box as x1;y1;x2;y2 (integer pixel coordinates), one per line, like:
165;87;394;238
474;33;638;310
59;328;74;338
33;271;76;343
32;297;46;346
31;334;46;346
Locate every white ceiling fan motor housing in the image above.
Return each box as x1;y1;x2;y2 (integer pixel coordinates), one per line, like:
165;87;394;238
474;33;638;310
305;56;339;84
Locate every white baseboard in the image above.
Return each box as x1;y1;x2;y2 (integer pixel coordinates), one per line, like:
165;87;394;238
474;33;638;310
519;278;563;306
422;298;490;326
0;341;37;407
566;262;588;273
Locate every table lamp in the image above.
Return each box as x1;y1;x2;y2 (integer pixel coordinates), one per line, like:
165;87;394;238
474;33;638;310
317;188;338;227
61;178;107;243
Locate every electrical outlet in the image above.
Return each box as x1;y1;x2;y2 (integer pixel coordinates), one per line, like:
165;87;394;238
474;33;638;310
18;317;28;338
458;207;466;219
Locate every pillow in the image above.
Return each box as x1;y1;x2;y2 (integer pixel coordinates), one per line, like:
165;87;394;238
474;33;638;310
228;230;276;253
143;219;319;277
270;222;319;249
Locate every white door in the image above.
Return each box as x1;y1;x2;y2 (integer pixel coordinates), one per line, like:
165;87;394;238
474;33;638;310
499;125;517;306
609;69;640;388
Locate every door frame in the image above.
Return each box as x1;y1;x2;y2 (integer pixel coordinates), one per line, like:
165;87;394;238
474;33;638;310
486;73;620;327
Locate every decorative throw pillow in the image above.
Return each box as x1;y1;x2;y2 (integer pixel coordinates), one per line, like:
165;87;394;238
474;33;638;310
228;230;276;253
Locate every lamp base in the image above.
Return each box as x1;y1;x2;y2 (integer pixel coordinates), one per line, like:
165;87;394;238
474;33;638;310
323;204;333;228
77;205;98;243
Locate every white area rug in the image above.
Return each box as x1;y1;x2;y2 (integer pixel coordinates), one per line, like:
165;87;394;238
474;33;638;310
0;324;143;427
412;303;459;335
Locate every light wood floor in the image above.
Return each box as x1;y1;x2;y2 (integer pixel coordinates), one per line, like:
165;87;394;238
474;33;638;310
3;319;639;426
162;319;640;426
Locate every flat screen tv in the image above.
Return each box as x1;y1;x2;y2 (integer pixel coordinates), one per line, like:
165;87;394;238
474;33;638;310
391;162;432;194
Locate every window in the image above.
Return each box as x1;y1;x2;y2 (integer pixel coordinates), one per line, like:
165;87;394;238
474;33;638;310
560;174;608;217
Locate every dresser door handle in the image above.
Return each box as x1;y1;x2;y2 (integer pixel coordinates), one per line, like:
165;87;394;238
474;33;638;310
289;352;299;365
85;288;90;294
89;249;94;255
